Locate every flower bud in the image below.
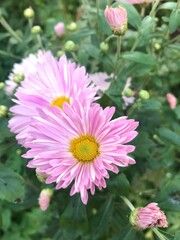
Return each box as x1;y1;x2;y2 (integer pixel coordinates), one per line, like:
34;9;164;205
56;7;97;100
13;73;24;83
0;105;8;117
38;188;53;211
36;169;48;183
23;7;34;19
57;50;65;58
64;40;76;51
104;6;127;36
31;25;42;34
129;203;168;230
139;90;150;100
54;22;65;37
100;42;109;52
166;93;177;109
0;82;5;89
154;43;161;50
124;87;133;97
67;22;77;31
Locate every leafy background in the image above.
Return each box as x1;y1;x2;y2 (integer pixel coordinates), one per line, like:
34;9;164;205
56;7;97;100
0;0;180;239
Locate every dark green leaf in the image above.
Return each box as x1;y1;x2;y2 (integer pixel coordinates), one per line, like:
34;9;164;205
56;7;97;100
108;173;130;196
122;52;156;66
0;165;24;202
158;128;180;147
98;9;112;35
174;106;180;120
140;100;162;111
112;224;136;240
169;9;180;33
174;231;180;240
84;44;100;60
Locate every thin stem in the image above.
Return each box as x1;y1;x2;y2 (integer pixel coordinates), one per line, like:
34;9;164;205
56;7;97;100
0;17;22;43
176;0;180;10
140;7;145;18
131;34;140;52
120;196;135;211
116;36;122;60
149;0;161;17
152;228;169;240
105;34;116;43
36;34;44;49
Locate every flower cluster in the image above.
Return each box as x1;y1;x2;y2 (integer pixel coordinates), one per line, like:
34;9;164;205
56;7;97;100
8;51;139;204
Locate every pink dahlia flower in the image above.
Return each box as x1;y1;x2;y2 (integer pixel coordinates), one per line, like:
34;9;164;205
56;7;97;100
130;203;168;230
116;0;152;4
104;6;127;35
8;51;97;145
89;72;112;95
5;51;43;95
38;188;53;211
166;93;177;109
54;22;65;37
23;101;139;204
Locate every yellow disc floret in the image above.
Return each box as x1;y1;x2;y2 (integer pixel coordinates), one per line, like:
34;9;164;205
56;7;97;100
70;135;100;163
51;96;70;109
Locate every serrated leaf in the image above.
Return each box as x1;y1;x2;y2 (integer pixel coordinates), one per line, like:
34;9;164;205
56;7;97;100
122;52;156;66
0;165;24;202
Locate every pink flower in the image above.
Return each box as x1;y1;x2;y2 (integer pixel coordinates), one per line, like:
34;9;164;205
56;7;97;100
8;51;97;145
38;188;53;211
54;22;65;37
104;6;127;35
23;101;139;204
116;0;152;4
5;51;43;95
130;203;168;230
166;93;177;109
89;72;112;95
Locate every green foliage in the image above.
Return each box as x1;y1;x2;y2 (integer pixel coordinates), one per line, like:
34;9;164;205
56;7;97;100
0;0;180;239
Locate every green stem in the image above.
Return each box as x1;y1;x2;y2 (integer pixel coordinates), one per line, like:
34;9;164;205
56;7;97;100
177;0;180;10
120;196;135;211
131;34;140;52
116;36;122;60
105;34;116;43
152;228;169;240
36;34;44;49
0;17;22;43
149;0;161;17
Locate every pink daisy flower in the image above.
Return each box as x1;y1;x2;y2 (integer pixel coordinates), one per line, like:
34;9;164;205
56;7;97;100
130;203;168;229
8;51;97;145
5;51;44;95
23;101;139;204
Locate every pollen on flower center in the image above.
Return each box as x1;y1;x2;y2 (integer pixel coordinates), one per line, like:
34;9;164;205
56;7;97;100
69;135;100;163
51;96;70;109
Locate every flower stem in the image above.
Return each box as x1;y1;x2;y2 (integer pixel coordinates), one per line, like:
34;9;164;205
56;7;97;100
150;0;161;17
105;34;116;43
116;36;122;60
0;17;22;43
36;34;44;49
152;228;169;240
120;196;135;211
177;0;180;10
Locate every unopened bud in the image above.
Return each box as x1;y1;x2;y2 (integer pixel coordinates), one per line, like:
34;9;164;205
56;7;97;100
36;169;48;183
38;188;53;211
31;25;42;34
13;73;24;83
92;208;97;215
16;149;22;155
57;50;65;58
67;22;77;31
0;82;5;89
124;87;133;97
24;7;34;19
0;105;8;117
64;40;76;51
139;90;150;100
154;43;161;50
100;42;109;52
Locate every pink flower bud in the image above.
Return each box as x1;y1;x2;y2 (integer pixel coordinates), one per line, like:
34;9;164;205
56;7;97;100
38;189;53;211
166;93;177;109
116;0;153;4
54;22;65;37
104;6;127;35
130;203;168;230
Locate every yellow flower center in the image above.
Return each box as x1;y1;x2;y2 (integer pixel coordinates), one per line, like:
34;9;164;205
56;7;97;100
69;135;100;163
51;96;70;109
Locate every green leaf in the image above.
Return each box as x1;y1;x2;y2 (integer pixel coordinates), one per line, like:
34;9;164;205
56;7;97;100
169;9;180;33
0;165;24;202
98;9;112;35
158;2;177;10
158;128;180;147
108;173;130;196
154;177;180;211
112;224;136;240
174;106;180;120
84;44;100;60
60;197;88;239
1;208;11;231
122;52;156;66
140;16;155;40
113;2;141;29
174;231;180;240
140;100;162;111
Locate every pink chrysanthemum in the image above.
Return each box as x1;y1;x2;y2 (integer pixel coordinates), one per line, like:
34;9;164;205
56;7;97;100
166;93;177;109
5;51;43;95
23;101;138;204
130;203;168;230
8;52;97;145
116;0;152;4
54;22;65;37
89;72;112;95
